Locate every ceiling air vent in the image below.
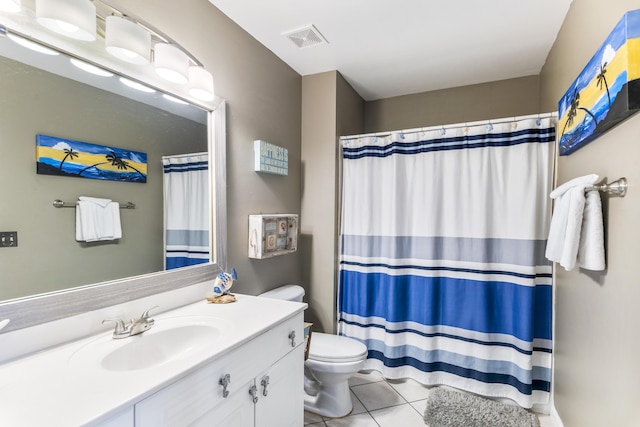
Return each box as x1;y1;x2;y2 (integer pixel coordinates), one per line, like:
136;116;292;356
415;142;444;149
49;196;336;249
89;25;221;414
283;24;328;48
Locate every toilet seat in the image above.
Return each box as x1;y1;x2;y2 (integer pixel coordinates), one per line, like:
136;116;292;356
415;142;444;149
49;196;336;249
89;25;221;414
308;333;368;363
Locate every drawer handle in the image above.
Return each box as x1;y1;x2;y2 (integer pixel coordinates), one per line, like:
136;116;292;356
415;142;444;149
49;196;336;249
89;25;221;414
288;330;296;347
261;375;270;397
219;373;231;398
249;384;259;404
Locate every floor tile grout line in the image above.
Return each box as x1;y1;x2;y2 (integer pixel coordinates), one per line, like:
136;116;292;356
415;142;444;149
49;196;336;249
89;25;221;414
316;377;429;426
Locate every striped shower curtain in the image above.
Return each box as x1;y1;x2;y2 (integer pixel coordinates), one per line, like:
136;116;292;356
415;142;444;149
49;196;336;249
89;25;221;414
338;117;556;408
162;153;210;269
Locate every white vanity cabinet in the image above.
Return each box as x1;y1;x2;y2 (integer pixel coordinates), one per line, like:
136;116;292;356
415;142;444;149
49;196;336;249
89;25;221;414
0;295;306;427
134;312;304;427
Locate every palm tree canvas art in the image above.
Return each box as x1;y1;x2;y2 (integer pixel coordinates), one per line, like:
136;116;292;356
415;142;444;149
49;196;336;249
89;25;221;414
36;134;147;183
558;8;640;155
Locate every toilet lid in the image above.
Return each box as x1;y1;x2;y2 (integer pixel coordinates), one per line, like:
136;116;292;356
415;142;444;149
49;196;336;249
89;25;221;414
308;332;368;363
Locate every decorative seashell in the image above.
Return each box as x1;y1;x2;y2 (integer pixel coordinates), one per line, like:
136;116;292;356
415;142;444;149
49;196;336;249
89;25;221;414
211;268;237;297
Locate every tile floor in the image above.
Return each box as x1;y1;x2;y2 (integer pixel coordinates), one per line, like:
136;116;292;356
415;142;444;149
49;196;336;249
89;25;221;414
304;370;555;427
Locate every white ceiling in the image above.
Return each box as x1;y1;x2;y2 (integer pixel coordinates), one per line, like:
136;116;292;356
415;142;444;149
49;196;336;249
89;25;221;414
208;0;573;101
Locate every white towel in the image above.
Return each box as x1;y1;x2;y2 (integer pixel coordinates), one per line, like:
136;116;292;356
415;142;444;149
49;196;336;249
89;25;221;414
75;196;122;242
545;174;600;271
577;190;605;270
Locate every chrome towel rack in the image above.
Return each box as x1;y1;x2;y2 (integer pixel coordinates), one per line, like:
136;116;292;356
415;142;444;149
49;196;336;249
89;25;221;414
52;199;136;209
584;177;627;197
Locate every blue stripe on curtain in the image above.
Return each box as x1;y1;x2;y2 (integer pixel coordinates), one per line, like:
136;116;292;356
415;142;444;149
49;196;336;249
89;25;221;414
339;271;552;343
163;161;209;173
343;127;556;159
166;256;208;269
338;117;555;408
366;349;549;395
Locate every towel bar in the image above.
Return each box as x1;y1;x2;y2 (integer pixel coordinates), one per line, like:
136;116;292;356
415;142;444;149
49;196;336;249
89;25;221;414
584;177;627;197
53;199;136;209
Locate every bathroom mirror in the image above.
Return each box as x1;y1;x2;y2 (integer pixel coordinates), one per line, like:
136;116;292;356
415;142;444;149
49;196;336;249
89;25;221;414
0;7;226;333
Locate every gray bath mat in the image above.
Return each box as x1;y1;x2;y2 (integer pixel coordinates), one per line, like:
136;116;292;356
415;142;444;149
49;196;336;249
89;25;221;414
423;387;539;427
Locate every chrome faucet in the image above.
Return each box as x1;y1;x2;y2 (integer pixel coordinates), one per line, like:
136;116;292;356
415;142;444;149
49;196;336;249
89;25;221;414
102;306;159;339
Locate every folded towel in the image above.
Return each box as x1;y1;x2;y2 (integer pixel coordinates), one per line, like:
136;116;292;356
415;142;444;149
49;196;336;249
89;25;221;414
77;196;111;208
545;174;599;271
577;190;605;270
76;197;122;242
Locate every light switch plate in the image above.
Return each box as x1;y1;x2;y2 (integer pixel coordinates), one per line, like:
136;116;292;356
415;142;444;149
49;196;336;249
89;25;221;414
0;231;18;247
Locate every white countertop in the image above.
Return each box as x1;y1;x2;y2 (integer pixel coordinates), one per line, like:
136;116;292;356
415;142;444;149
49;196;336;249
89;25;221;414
0;294;306;426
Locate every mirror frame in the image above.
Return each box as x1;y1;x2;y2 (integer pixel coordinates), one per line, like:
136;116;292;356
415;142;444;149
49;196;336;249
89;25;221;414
0;12;227;334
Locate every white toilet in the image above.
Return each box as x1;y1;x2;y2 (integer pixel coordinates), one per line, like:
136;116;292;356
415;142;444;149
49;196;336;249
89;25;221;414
259;285;368;418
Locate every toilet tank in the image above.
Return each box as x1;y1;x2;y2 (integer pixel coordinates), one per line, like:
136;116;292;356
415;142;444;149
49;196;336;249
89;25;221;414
259;284;305;302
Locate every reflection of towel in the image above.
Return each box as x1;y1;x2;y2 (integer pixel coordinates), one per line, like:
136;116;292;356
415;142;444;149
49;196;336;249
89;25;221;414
75;196;122;242
545;174;600;271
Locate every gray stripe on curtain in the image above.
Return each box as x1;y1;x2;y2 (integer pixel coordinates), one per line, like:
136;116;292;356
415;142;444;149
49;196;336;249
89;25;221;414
341;235;550;267
166;230;209;246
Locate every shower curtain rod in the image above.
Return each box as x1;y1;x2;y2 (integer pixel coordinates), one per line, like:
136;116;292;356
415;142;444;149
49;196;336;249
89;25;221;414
339;112;558;141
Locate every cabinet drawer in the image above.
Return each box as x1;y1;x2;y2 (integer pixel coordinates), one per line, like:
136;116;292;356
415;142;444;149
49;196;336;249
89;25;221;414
135;312;303;427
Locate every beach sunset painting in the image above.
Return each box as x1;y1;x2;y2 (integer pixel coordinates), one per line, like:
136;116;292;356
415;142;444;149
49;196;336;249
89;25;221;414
558;9;640;155
36;134;147;183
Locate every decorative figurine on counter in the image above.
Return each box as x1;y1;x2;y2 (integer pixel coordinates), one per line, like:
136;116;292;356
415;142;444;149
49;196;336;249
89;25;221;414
206;268;238;304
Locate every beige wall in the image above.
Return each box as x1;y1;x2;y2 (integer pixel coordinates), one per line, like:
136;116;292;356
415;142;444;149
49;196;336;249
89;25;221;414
301;71;364;333
364;75;541;132
0;56;206;300
540;1;640;425
334;73;366;330
301;72;337;332
109;0;304;296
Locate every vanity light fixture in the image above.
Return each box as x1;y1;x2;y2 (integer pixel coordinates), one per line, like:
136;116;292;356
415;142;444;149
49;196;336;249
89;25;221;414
0;0;20;13
7;33;59;55
154;43;189;84
188;66;215;101
119;77;155;93
35;0;96;41
105;16;151;65
162;93;189;105
70;58;114;77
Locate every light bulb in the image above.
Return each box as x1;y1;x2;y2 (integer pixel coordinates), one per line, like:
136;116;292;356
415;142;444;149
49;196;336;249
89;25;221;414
188;66;215;101
154;43;189;84
0;0;21;13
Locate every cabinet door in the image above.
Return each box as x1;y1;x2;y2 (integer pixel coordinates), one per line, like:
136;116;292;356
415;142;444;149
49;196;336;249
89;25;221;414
191;381;254;427
255;345;304;427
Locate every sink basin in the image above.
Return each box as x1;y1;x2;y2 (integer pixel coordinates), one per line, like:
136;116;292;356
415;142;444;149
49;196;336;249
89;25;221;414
70;315;227;372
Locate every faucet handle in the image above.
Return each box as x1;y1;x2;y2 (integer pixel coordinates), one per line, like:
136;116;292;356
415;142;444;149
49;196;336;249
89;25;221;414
140;305;160;324
102;318;129;337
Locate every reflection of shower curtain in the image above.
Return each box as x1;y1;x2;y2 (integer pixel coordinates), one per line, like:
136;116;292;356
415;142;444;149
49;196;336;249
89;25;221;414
163;153;209;269
338;116;556;408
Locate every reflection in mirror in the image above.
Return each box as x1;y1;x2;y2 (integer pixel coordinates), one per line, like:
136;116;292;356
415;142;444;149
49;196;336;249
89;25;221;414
0;7;226;333
0;36;208;301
